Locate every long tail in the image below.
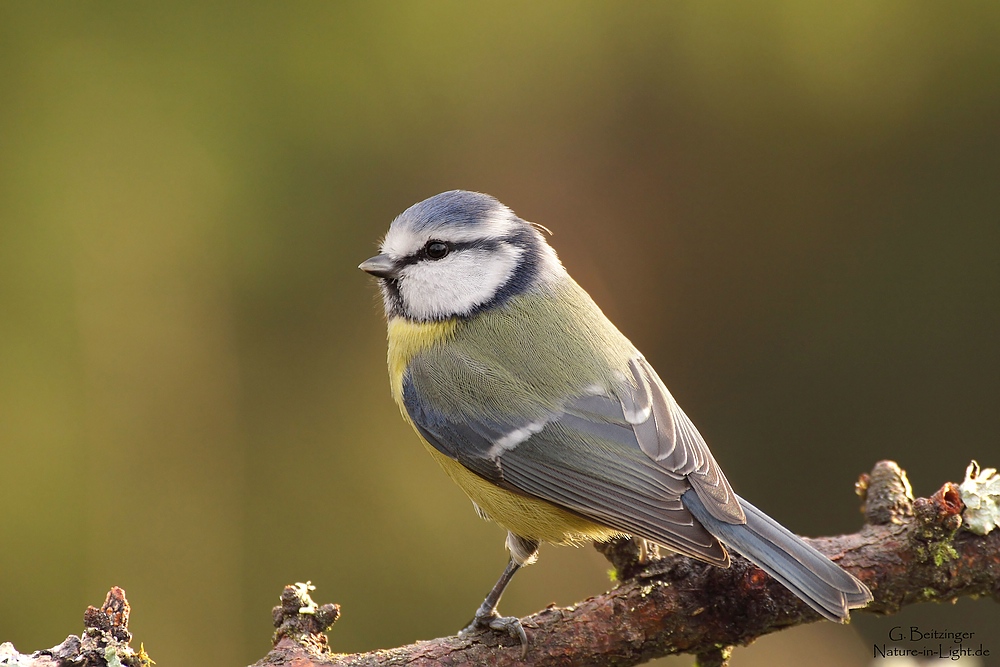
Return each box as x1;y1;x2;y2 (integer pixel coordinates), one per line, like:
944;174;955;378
682;490;873;622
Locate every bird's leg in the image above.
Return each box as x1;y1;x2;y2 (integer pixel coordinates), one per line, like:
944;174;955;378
460;536;538;655
461;558;524;641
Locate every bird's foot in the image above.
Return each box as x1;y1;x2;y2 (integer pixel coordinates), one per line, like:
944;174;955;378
459;608;528;656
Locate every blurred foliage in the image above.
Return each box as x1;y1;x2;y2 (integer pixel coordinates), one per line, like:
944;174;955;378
1;3;999;666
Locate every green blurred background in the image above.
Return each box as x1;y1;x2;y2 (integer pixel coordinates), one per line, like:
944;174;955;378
2;3;999;666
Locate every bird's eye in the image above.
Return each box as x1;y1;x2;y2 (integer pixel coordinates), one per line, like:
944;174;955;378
425;241;450;260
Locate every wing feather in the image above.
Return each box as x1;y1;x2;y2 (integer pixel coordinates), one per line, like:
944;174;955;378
624;357;744;523
402;360;734;565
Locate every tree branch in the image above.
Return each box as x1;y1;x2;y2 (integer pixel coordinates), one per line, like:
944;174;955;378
3;461;997;667
253;461;1000;667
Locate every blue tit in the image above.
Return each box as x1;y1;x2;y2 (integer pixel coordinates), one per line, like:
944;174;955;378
359;190;872;649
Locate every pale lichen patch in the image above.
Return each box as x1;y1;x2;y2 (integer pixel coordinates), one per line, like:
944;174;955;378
959;461;1000;536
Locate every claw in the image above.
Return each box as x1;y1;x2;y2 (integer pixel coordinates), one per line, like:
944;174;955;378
460;609;528;656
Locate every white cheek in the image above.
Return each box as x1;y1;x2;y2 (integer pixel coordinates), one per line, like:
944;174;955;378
399;247;522;319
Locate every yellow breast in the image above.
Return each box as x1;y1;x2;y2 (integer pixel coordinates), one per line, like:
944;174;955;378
384;315;620;545
386;316;458;404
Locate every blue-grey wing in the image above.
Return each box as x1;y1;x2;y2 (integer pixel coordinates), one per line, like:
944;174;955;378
617;357;744;524
402;355;741;565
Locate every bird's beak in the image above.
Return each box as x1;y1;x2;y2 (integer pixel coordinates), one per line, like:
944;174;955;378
358;254;399;279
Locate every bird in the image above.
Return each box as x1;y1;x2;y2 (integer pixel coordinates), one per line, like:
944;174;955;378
358;190;872;650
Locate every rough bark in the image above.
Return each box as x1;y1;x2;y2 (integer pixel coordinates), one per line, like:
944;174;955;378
3;461;997;667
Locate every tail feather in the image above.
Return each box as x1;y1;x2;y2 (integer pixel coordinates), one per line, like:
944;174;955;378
682;490;873;622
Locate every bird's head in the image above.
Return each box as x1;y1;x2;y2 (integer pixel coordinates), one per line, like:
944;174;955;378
360;190;563;321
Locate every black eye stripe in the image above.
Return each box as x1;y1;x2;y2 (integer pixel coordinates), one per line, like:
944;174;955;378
394;237;507;268
450;238;503;252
